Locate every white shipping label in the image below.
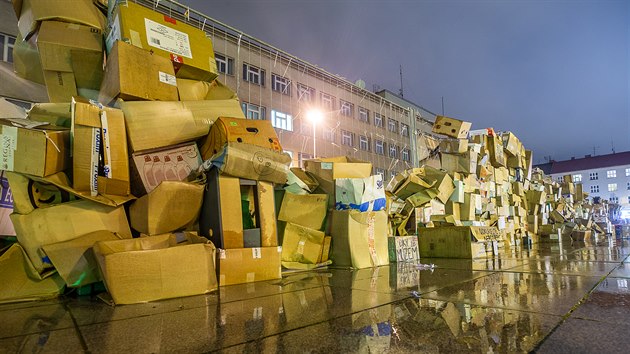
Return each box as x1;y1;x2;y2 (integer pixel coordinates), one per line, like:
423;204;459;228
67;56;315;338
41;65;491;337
297;239;306;255
252;247;262;259
321;162;333;170
100;112;112;178
253;307;263;320
144;18;192;58
90;128;101;197
0;127;17;171
158;71;177;86
219;249;226;259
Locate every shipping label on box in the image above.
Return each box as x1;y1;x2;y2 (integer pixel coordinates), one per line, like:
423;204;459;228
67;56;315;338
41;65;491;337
218;246;282;286
387;236;419;262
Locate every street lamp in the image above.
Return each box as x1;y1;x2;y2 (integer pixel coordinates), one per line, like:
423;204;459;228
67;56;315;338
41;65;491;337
306;109;323;158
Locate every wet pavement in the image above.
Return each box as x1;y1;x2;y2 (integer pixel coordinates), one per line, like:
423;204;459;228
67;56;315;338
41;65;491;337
1;238;630;353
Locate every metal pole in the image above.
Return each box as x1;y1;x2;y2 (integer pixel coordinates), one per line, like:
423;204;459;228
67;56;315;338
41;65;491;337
313;121;317;158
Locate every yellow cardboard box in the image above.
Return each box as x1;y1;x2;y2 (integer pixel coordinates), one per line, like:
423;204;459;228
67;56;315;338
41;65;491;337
281;222;325;264
218;246;282;286
432;115;472;139
330;210;389;268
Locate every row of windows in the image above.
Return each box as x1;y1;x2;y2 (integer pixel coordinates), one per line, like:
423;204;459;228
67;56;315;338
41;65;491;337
583;168;630;181
589;182;630;194
218;54;409;136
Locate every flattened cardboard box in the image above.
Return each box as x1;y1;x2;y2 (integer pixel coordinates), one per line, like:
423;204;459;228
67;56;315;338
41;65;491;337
94;233;217;304
121;99;244;152
11;199;132;272
278;193;328;231
218;246;282;286
330;210;389;269
107;1;217;81
281;222;325;264
0;118;70;177
418;226;502;258
99;41;178;105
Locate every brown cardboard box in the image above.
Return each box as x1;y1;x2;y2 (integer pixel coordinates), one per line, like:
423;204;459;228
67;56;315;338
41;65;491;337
281;222;325;264
41;230;123;287
99;41;179;105
208;142;292;185
120;99;244;152
277;193;328;231
432;115;472;139
502;132;521;156
319;236;332;262
487;135;506;167
37;20;103;90
129;142;202;196
304;156;372;196
12;32;45;84
42;70;77;102
218;246;282;286
424;167;455;204
0;119;69;177
94;233;217;304
440;151;478;174
106;1;217;81
176;78;238;100
330;210;389;268
13;0;106;40
418;226;501;258
129;181;204;235
200;116;283;159
571;230;592;242
72;97;130;196
439;138;468;154
11;199;132;272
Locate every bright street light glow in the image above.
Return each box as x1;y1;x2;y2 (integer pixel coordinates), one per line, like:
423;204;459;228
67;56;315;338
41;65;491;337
306;109;323;123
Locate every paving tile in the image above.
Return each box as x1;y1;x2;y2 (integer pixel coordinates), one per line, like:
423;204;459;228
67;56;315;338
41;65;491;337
537;318;630;354
508;259;618;277
0;303;74;339
610;262;630;278
571;277;630;325
419;257;531;272
0;328;84;354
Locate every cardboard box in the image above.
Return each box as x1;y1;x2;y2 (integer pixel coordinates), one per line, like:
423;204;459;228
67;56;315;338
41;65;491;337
0;118;70;177
439;138;468;154
201;116;283;158
130;142;202;196
207;142;292;185
278;193;328;231
0;244;64;304
13;0;106;40
42;70;77;102
487;135;506;167
176;78;238;101
418;226;502;258
0;175;16;236
571;230;592;242
72;97;130;196
424;167;455;204
199;169;277;249
37;20;103;90
387;236;419;262
41;230;123;287
218;246;282;286
99;41;179;105
281;222;325;264
120;99;244;152
11;199;132;272
94;233;217;304
440;151;478;174
12;32;45;84
129;181;204;235
432;115;472;139
304;156;372;197
330;210;389;268
502;132;521;156
335;174;386;212
106;1;217;81
319;236;332;262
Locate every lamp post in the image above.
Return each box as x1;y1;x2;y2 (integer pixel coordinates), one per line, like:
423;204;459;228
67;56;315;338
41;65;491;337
306;109;323;158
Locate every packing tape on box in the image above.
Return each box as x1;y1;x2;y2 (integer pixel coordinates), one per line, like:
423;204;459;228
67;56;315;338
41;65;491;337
100;111;112;178
246;272;255;283
367;215;379;266
90;127;101;197
251;248;262;259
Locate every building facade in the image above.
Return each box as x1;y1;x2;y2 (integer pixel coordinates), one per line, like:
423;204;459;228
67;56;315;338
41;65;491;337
546;151;630;207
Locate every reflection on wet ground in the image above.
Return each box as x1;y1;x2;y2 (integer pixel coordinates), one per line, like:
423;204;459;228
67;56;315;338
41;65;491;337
1;238;629;353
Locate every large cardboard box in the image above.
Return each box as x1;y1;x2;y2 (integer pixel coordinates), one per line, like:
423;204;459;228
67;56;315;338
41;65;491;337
218;246;282;286
12;32;45;84
418;226;502;258
487;135;506;167
281;222;325;264
42;70;77;102
120;99;244;152
0;118;70;177
11;199;132;272
129;181;204;235
72;97;130;196
432;115;472;139
440;151;478;174
330;210;389;268
176;78;237;101
387;236;419;262
200;116;283;158
41;230;123;287
106;1;217;81
94;233;217;304
129;142;202;196
99;41;179;105
36;20;103;90
277;193;328;231
304;156;372;197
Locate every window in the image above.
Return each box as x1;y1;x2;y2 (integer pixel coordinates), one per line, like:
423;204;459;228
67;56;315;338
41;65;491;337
607;170;617;178
341;130;354;146
359;135;370;151
389;144;398;158
572;174;582;182
215;53;234;75
611;196;619;204
388;118;398;133
297;83;315;103
628;196;630;204
323;127;335;142
321;92;335;111
0;33;15;63
298;152;313;168
271;74;291;95
375;140;385;155
358;107;369;123
241;102;266;120
556;176;563;182
589;172;598;180
400;123;409;137
401;148;410;162
340;100;353;117
271;110;293;131
608;183;618;192
627;182;630;190
374;113;384;128
626;168;630;177
375;168;385;178
590;185;599;193
299;120;312;136
243;63;265;86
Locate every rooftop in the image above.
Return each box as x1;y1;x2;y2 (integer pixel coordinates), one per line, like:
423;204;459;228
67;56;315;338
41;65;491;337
542;151;630;175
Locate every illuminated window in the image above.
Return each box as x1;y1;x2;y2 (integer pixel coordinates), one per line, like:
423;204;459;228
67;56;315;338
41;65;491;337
271;74;291;95
589;172;598;180
359;135;370;151
572;174;582;182
243;63;265;86
626;168;630;177
241;102;266;120
215;53;234;75
271;110;293;131
608;183;618;192
607;170;617;178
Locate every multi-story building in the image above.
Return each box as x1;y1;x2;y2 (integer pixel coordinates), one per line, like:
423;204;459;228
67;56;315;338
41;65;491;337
545;151;630;207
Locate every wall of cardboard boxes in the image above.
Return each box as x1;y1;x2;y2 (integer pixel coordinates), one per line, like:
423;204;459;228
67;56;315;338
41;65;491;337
0;0;615;305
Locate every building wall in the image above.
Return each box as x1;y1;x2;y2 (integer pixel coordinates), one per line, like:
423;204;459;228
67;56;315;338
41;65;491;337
551;165;630;205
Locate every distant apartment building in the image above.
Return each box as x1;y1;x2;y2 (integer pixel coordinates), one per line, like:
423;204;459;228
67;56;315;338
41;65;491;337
544;151;630;206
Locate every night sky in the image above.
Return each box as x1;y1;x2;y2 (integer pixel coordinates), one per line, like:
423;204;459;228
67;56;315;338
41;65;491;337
187;0;629;164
